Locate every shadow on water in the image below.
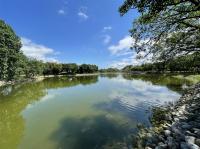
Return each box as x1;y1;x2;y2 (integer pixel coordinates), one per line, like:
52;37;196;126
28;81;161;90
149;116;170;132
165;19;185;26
50;115;133;149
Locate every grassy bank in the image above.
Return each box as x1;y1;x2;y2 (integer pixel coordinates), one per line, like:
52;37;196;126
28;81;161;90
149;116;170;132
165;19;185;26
173;75;200;84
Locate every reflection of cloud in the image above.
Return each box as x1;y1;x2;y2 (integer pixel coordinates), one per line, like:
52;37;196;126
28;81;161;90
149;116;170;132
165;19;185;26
109;77;180;111
25;94;56;110
40;94;56;102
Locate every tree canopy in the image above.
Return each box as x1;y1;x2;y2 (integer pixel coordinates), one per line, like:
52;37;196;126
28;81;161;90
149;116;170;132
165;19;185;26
0;20;23;80
119;0;200;60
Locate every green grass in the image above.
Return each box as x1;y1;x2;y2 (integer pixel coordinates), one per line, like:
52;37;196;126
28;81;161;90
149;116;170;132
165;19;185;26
173;75;200;84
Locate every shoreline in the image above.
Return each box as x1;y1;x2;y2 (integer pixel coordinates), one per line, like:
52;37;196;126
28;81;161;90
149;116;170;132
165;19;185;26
0;74;99;87
0;73;200;88
134;83;200;149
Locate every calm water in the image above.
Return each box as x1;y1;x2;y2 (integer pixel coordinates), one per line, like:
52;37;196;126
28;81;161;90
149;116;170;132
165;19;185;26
0;74;195;149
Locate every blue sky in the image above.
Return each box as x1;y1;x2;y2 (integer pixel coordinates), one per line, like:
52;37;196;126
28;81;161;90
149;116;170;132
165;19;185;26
0;0;141;68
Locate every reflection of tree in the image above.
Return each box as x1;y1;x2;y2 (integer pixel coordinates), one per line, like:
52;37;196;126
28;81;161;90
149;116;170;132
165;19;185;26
0;75;99;149
0;82;46;149
41;75;98;88
122;74;191;93
100;73;119;79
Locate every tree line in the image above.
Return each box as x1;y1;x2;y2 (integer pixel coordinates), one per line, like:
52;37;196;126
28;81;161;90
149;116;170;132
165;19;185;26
0;20;98;81
122;52;200;73
99;68;120;73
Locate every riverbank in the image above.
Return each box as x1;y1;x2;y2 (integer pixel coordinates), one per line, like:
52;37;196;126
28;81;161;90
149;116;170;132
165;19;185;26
0;74;99;87
0;75;56;87
173;75;200;84
134;83;200;149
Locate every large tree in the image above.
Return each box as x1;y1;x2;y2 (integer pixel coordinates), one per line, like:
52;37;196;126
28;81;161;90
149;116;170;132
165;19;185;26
0;20;22;80
119;0;200;60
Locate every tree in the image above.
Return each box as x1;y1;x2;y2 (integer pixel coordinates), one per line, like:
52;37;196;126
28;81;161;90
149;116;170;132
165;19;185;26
62;63;78;74
119;0;200;60
0;20;22;80
25;58;44;78
122;52;200;73
78;64;98;74
43;62;62;76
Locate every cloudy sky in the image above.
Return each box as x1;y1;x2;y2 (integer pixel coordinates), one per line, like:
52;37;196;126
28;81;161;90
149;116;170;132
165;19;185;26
0;0;141;68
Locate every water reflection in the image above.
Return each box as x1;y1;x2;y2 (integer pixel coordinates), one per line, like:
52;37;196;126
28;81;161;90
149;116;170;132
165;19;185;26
0;76;98;149
0;74;197;149
95;76;180;126
122;74;192;93
100;73;120;79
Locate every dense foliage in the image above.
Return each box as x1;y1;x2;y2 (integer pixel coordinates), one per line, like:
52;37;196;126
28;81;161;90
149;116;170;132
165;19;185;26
0;20;98;81
119;0;200;60
78;64;98;74
99;68;120;73
0;20;23;80
122;52;200;73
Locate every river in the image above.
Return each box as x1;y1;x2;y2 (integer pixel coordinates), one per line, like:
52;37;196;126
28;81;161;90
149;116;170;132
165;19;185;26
0;74;195;149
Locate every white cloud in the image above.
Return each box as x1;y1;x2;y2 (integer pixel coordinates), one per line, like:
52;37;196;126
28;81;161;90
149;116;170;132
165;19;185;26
103;26;112;32
58;9;65;15
108;36;133;55
109;55;148;69
108;36;152;69
21;37;59;62
103;35;111;44
78;7;89;20
78;12;89;20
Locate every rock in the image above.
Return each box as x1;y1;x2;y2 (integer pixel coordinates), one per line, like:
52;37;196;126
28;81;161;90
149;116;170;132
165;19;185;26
171;127;185;139
182;124;192;129
146;133;153;138
132;84;200;148
181;142;189;149
164;130;171;136
158;135;165;142
167;137;173;148
195;139;200;147
165;114;172;121
172;112;176;116
187;143;200;149
185;131;197;137
196;94;200;98
174;117;179;122
194;130;200;136
157;142;167;149
185;136;196;144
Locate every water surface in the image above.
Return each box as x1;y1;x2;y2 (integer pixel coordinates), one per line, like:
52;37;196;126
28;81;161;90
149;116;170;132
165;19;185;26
0;74;195;149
